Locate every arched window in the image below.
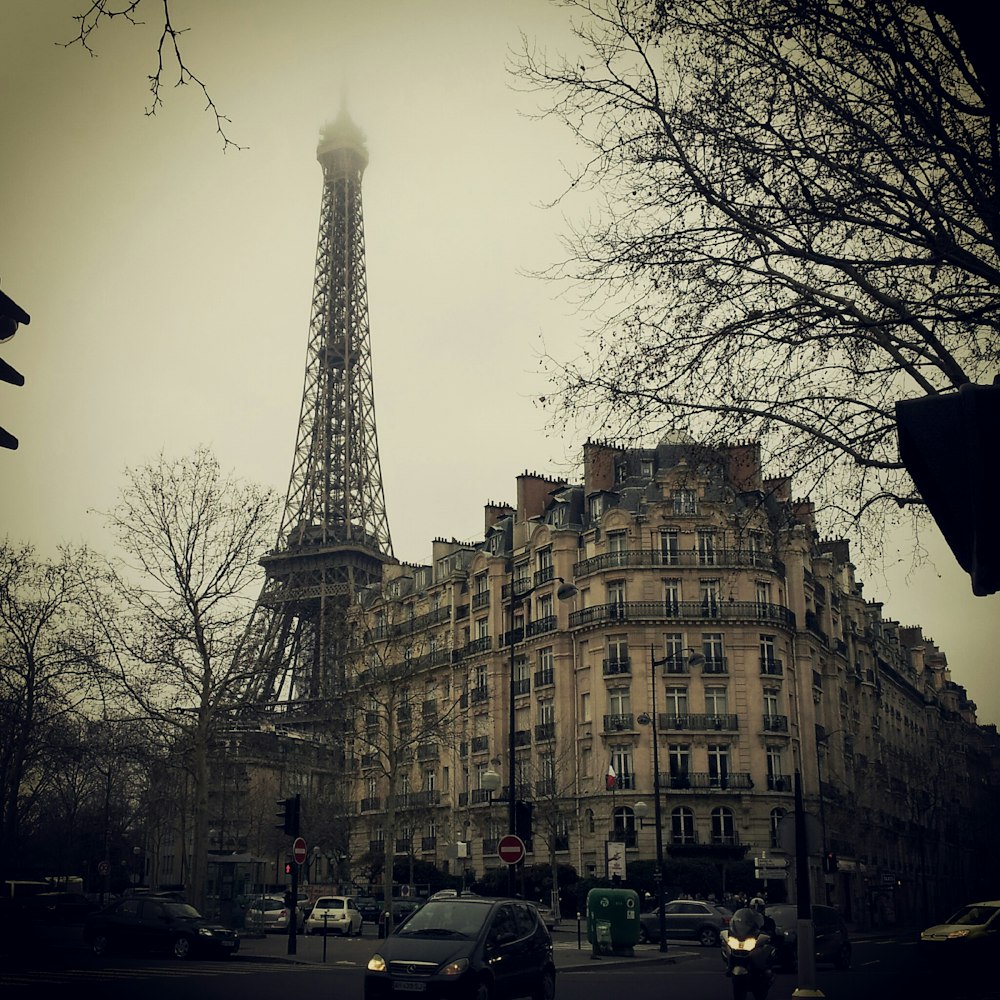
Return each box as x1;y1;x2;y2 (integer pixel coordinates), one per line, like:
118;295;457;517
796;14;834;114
585;808;595;834
710;806;736;845
613;806;637;845
769;808;786;849
671;806;695;845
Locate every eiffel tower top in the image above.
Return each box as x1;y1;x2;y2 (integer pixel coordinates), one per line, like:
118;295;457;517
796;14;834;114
317;105;369;172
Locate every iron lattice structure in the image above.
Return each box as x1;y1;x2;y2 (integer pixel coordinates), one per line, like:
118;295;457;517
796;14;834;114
243;109;394;707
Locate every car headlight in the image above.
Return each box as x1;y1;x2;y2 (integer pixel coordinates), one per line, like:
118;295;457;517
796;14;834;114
947;929;970;938
368;954;387;972
198;927;215;937
439;958;470;976
730;936;756;952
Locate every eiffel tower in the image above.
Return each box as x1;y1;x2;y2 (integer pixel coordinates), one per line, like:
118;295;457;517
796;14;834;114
242;108;394;708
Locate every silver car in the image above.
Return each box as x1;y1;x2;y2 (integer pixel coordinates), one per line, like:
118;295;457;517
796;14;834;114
305;895;363;936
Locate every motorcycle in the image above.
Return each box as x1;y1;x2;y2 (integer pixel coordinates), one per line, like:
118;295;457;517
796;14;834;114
720;908;776;1000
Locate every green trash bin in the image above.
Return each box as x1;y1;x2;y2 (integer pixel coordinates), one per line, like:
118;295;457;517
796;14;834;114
586;888;640;954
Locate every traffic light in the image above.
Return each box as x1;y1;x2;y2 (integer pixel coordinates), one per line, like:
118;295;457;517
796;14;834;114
896;381;1000;596
275;794;301;836
0;287;30;451
284;862;292;875
824;852;839;874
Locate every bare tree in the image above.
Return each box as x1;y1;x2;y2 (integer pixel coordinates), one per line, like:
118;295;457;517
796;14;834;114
0;541;103;881
87;447;278;909
64;0;242;150
514;0;999;543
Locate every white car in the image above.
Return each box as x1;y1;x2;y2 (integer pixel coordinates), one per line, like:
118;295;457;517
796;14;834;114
304;895;363;936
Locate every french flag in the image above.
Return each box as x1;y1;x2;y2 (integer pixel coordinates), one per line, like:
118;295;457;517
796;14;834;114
606;762;618;790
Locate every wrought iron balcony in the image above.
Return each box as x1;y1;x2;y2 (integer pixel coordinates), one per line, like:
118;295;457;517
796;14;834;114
763;714;789;732
421;836;437;851
573;547;781;576
513;677;531;696
416;743;438;761
659;771;754;791
482;838;499;854
471;735;490;753
534;667;554;687
409;789;441;807
368;840;385;855
659;713;739;731
702;657;728;674
526;616;556;637
535;778;555;796
535;721;555;742
466;636;492;655
470;686;489;704
472;591;490;610
471;788;495;804
767;774;790;791
603;713;635;732
360;796;381;812
760;657;784;676
534;566;555;585
570;601;794;629
603;657;631;676
514;729;532;747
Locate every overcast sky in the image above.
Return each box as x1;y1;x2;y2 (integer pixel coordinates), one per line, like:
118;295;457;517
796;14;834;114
2;0;997;726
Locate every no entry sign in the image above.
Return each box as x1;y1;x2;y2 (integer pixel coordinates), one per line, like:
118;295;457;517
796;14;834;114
497;834;525;865
293;837;307;864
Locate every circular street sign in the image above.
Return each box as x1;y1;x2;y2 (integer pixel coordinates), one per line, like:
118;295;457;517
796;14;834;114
98;860;111;876
293;837;307;864
497;834;525;866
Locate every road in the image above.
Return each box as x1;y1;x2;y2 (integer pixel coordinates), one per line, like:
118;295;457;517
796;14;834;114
1;926;995;999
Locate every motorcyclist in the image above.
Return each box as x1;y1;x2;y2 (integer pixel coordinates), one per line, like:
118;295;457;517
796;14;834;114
749;897;777;938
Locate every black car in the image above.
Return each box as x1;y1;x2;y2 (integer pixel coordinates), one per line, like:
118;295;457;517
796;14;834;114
24;891;100;925
84;896;240;959
768;903;851;970
356;895;383;923
365;896;556;1000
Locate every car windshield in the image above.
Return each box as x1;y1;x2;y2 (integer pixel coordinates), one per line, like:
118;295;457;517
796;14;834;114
395;900;490;938
316;899;344;909
946;904;998;926
163;903;201;919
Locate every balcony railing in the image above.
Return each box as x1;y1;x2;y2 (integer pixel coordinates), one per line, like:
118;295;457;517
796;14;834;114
421;836;437;851
767;774;791;791
603;713;635;732
513;677;531;696
466;636;492;655
535;668;554;687
570;601;795;628
702;657;728;674
416;743;438;761
514;729;532;747
608;829;638;848
472;591;490;610
659;713;739;731
471;788;495;804
482;838;499;854
535;721;555;741
368;840;385;855
660;657;689;675
535;778;556;796
409;789;441;807
760;658;784;676
762;714;789;732
526;616;556;637
658;771;755;791
574;548;781;576
360;796;381;812
603;657;631;676
534;566;555;585
471;735;490;753
470;686;489;704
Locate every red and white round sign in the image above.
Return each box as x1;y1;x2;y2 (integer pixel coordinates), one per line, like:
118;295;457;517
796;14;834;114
497;834;525;865
293;837;307;864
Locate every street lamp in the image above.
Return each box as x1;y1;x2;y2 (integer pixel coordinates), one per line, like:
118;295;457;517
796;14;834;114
503;562;577;895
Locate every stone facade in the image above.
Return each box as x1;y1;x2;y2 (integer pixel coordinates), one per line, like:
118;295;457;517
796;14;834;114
343;438;1000;923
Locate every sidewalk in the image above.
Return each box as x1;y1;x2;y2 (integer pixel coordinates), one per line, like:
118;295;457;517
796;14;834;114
237;927;695;971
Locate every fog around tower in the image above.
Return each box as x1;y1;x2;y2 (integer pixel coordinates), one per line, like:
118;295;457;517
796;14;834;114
0;0;997;725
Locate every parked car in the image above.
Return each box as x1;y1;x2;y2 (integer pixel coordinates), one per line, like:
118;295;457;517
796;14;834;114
365;896;555;1000
377;899;423;938
83;896;240;959
638;898;731;946
245;895;296;932
355;895;382;923
531;902;557;930
304;895;364;936
768;903;851;969
24;891;100;924
919;900;999;959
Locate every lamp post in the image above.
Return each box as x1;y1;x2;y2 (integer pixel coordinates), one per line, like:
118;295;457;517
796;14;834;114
503;562;577;895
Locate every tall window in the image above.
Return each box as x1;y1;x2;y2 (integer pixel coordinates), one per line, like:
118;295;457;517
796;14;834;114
668;743;690;778
769;808;786;848
610;745;634;789
671;806;695;845
515;656;530;686
748;531;764;567
704;686;728;717
755;581;771;612
537;546;553;572
538;699;555;726
538;646;554;675
366;775;377;800
476;617;489;640
663;632;685;667
607;634;629;668
539;751;555;788
424;768;436;791
663;579;681;615
759;634;777;669
608;530;628;554
580;691;591;723
702;633;725;670
607;580;626;614
711;806;736;844
766;745;785;789
665;686;688;716
608;687;631;717
700;579;720;616
474;572;488;597
474;663;487;691
707;744;730;786
697;529;717;566
536;593;553;620
660;529;679;566
763;688;781;718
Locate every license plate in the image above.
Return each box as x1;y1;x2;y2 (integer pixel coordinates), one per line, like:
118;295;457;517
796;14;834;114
392;982;426;992
221;940;236;948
